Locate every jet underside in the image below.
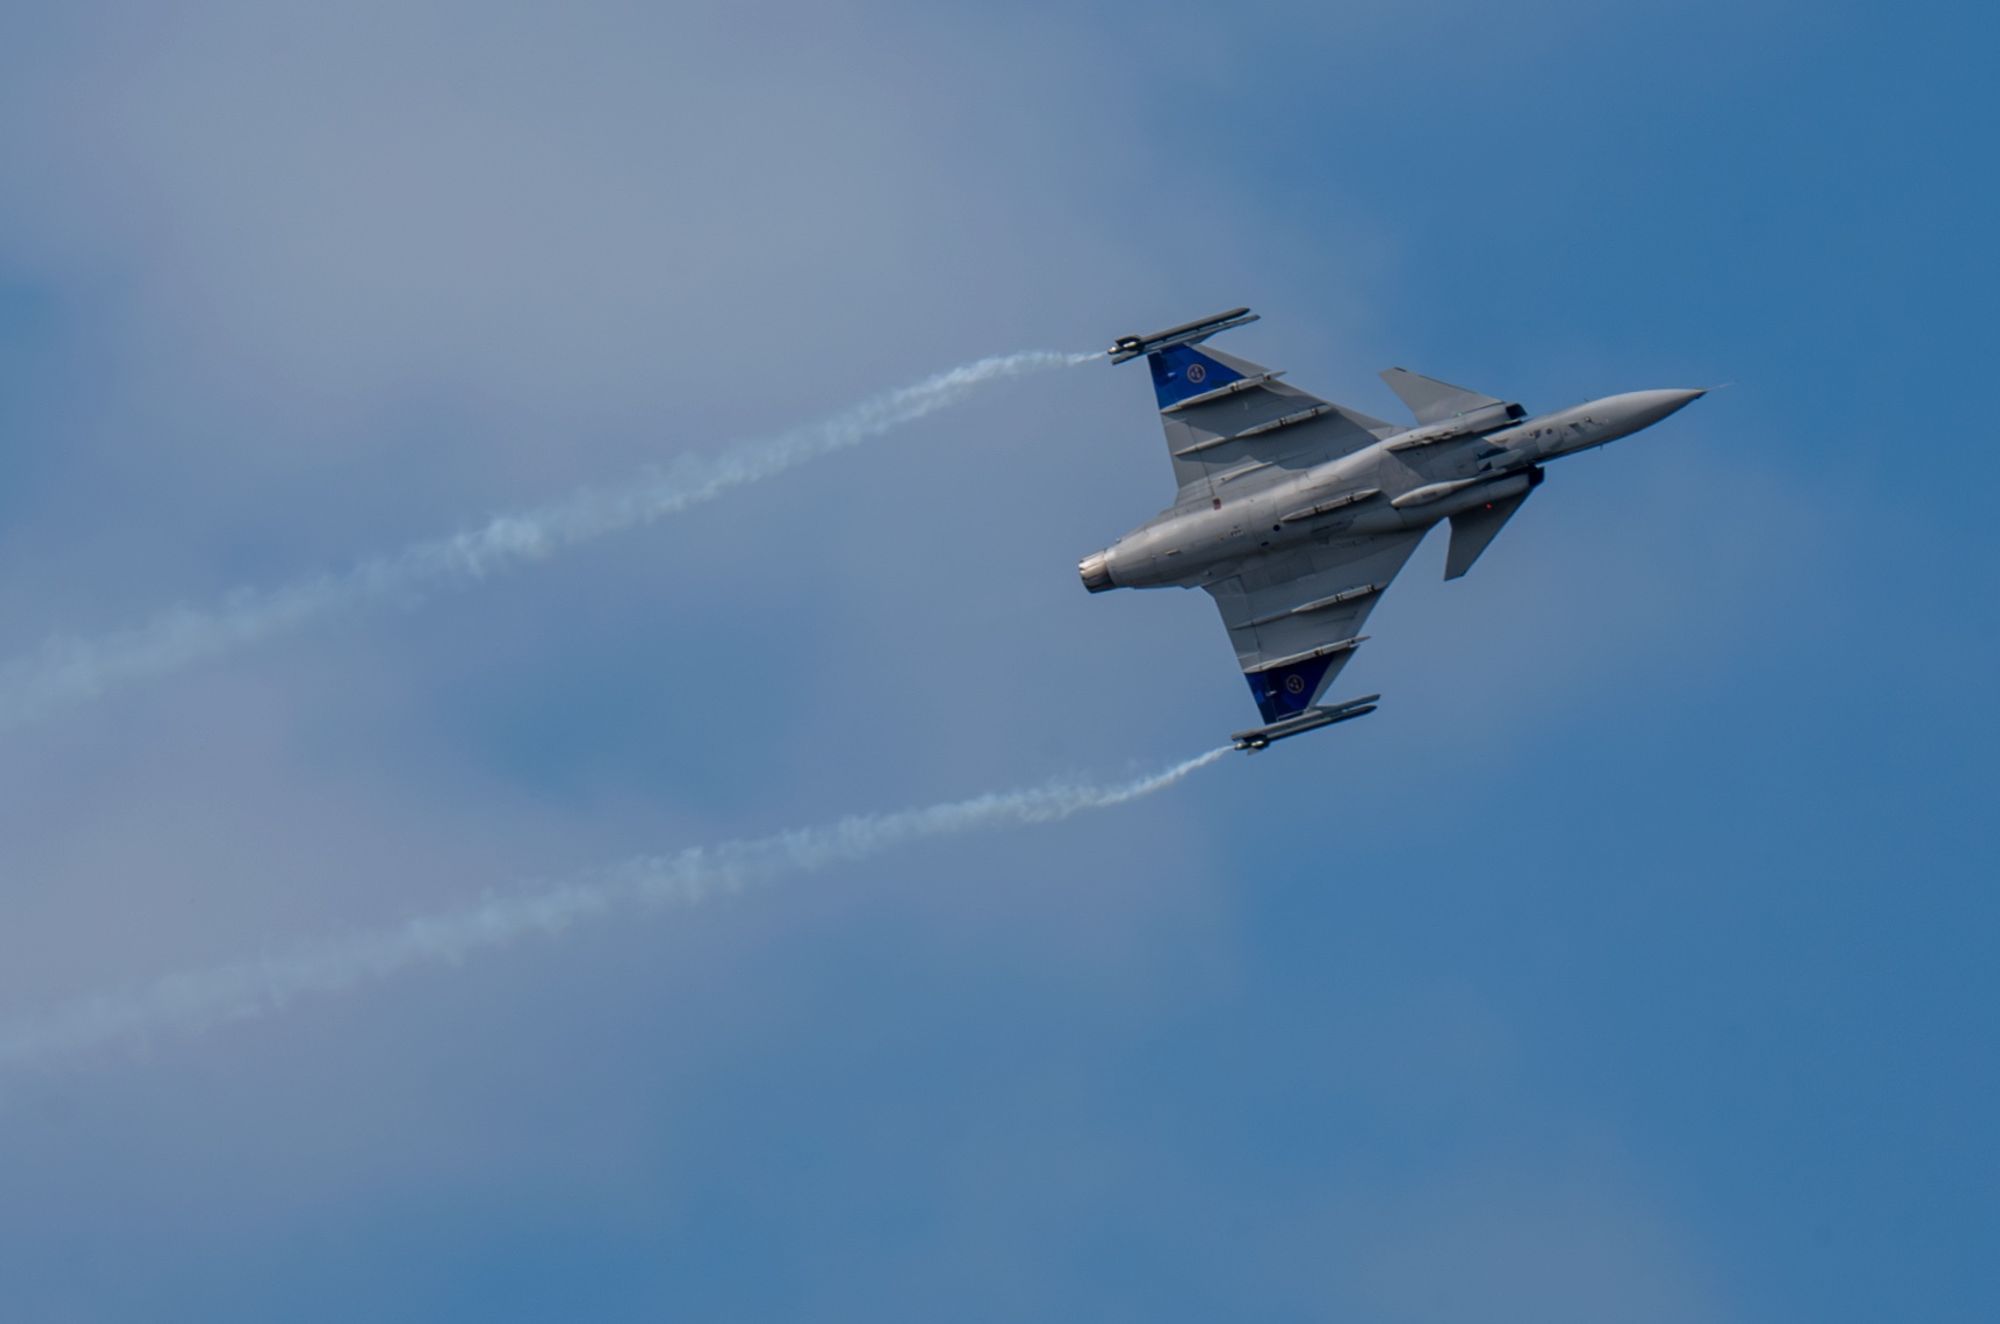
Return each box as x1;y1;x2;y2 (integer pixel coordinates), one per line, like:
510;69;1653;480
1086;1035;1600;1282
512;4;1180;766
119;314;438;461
1083;309;1706;751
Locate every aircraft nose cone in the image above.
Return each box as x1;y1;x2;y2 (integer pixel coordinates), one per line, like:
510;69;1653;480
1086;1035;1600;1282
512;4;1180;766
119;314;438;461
1635;387;1707;423
1591;387;1706;437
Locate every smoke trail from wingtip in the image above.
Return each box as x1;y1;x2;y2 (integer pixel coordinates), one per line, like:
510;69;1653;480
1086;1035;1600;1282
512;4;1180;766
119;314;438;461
0;746;1230;1068
0;348;1099;732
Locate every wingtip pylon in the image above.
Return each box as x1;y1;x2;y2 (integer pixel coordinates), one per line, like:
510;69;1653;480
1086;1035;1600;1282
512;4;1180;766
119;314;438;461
1109;307;1258;364
1230;694;1381;752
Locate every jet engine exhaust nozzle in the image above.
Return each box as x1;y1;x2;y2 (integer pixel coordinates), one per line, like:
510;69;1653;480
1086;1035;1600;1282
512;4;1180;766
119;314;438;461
1078;550;1115;593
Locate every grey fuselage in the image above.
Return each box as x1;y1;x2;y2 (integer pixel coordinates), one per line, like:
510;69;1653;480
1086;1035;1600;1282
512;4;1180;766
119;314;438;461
1083;388;1703;591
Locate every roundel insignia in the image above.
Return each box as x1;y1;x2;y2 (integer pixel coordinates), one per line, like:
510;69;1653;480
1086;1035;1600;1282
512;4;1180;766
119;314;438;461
1283;673;1307;696
1185;362;1207;385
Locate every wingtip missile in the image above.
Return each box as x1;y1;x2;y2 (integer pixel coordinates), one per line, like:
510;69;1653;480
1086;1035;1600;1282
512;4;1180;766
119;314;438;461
1109;307;1258;364
1230;694;1381;752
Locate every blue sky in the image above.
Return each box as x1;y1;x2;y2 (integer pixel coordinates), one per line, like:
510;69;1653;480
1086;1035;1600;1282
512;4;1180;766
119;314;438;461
0;1;1993;1319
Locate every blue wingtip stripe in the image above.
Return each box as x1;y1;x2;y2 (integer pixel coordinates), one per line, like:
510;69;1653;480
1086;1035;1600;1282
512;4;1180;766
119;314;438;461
1246;654;1337;724
1149;345;1244;410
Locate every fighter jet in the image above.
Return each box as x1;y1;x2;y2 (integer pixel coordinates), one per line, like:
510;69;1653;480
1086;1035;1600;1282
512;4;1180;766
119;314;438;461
1081;308;1705;751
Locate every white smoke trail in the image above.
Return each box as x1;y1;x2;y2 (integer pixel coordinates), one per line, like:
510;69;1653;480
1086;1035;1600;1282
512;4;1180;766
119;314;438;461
0;745;1228;1068
0;349;1100;731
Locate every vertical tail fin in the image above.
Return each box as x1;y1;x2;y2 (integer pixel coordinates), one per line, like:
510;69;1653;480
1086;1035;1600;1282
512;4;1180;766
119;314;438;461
1444;487;1534;580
